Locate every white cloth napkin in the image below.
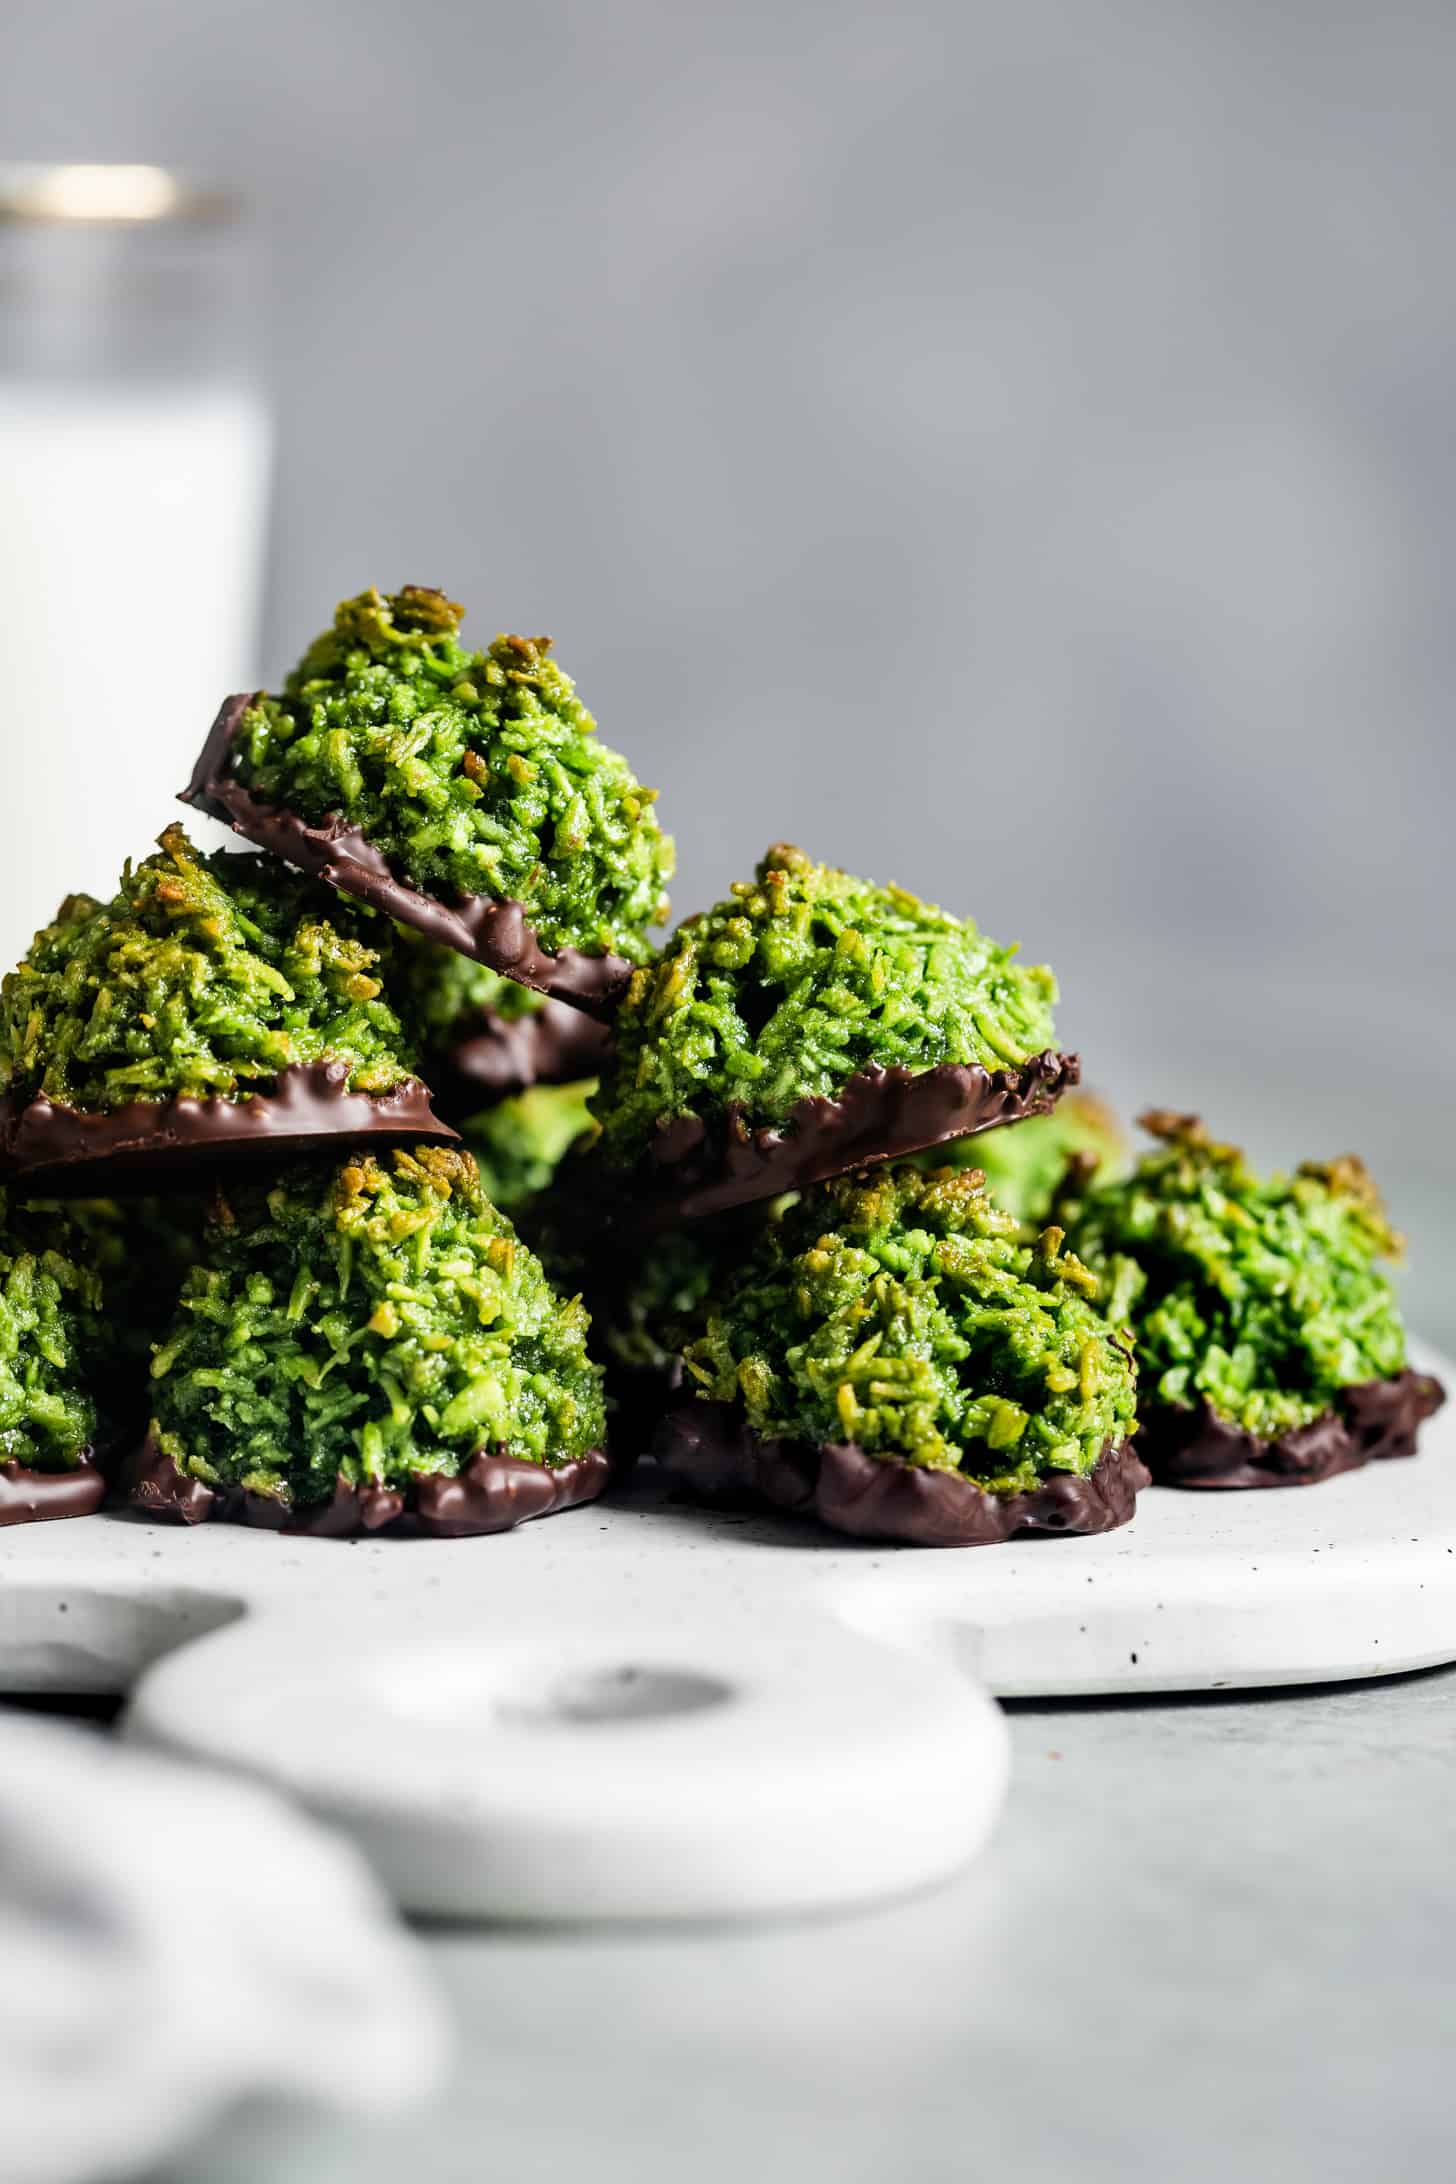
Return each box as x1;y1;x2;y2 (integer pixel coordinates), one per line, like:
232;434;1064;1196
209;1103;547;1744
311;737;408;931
0;1709;450;2184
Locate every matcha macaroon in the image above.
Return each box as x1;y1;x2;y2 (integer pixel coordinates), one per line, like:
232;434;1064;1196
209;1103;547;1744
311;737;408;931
591;844;1076;1218
1059;1112;1445;1488
128;1145;609;1535
656;1162;1144;1546
0;825;452;1182
184;586;674;1014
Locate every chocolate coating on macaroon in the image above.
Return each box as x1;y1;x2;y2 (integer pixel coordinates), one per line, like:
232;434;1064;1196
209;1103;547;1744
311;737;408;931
0;1060;456;1189
184;695;631;1017
653;1400;1148;1547
0;1457;106;1526
120;1431;611;1537
641;1048;1080;1220
1138;1369;1446;1489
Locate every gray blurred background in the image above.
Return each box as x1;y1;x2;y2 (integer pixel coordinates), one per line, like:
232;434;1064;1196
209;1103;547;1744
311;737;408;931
4;0;1453;1337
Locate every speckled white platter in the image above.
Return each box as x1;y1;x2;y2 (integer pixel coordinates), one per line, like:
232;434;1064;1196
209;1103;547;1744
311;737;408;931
0;1341;1449;1920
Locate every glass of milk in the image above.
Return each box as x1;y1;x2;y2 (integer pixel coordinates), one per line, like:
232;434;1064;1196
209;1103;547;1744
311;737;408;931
0;165;272;964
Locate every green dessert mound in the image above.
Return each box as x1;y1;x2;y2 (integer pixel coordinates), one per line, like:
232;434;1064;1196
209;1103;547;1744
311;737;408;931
459;1081;598;1214
925;1091;1125;1225
680;1163;1136;1493
592;844;1061;1172
1059;1111;1410;1441
231;586;674;965
0;1191;105;1472
147;1146;606;1513
0;825;416;1113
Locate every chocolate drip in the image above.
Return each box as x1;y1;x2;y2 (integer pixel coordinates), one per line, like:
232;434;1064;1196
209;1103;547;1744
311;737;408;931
183;694;631;1018
0;1457;106;1526
1138;1369;1447;1489
0;1061;456;1187
633;1049;1081;1221
653;1400;1148;1547
119;1431;611;1537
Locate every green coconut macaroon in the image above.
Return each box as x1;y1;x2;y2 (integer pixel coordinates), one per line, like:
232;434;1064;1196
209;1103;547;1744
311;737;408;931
924;1091;1126;1225
130;1145;610;1535
657;1162;1144;1545
0;825;452;1182
0;1190;110;1523
184;586;675;1012
1058;1111;1445;1488
590;844;1077;1219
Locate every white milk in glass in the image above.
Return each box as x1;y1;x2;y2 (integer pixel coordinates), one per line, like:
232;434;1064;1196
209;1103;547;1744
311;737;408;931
0;382;271;962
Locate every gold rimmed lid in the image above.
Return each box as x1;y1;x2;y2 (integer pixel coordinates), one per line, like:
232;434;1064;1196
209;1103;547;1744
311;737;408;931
0;164;242;225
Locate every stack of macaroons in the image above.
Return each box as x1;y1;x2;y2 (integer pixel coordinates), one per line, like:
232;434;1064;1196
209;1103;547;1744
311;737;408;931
570;844;1154;1546
0;584;1443;1541
0;586;665;1532
561;846;1443;1544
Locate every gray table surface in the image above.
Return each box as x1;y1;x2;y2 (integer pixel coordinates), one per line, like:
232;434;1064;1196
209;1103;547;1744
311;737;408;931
145;1660;1456;2184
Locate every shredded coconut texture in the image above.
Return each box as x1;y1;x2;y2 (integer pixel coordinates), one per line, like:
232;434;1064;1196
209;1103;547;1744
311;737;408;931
1059;1111;1409;1438
149;1146;605;1508
0;825;416;1110
682;1162;1135;1492
232;586;674;964
593;844;1060;1170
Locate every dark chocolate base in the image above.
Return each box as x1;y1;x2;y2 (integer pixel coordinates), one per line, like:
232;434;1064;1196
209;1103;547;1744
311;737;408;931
638;1049;1080;1220
429;1000;611;1119
1138;1369;1447;1490
0;1061;456;1187
652;1399;1148;1547
119;1431;611;1537
0;1456;107;1526
183;695;631;1018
